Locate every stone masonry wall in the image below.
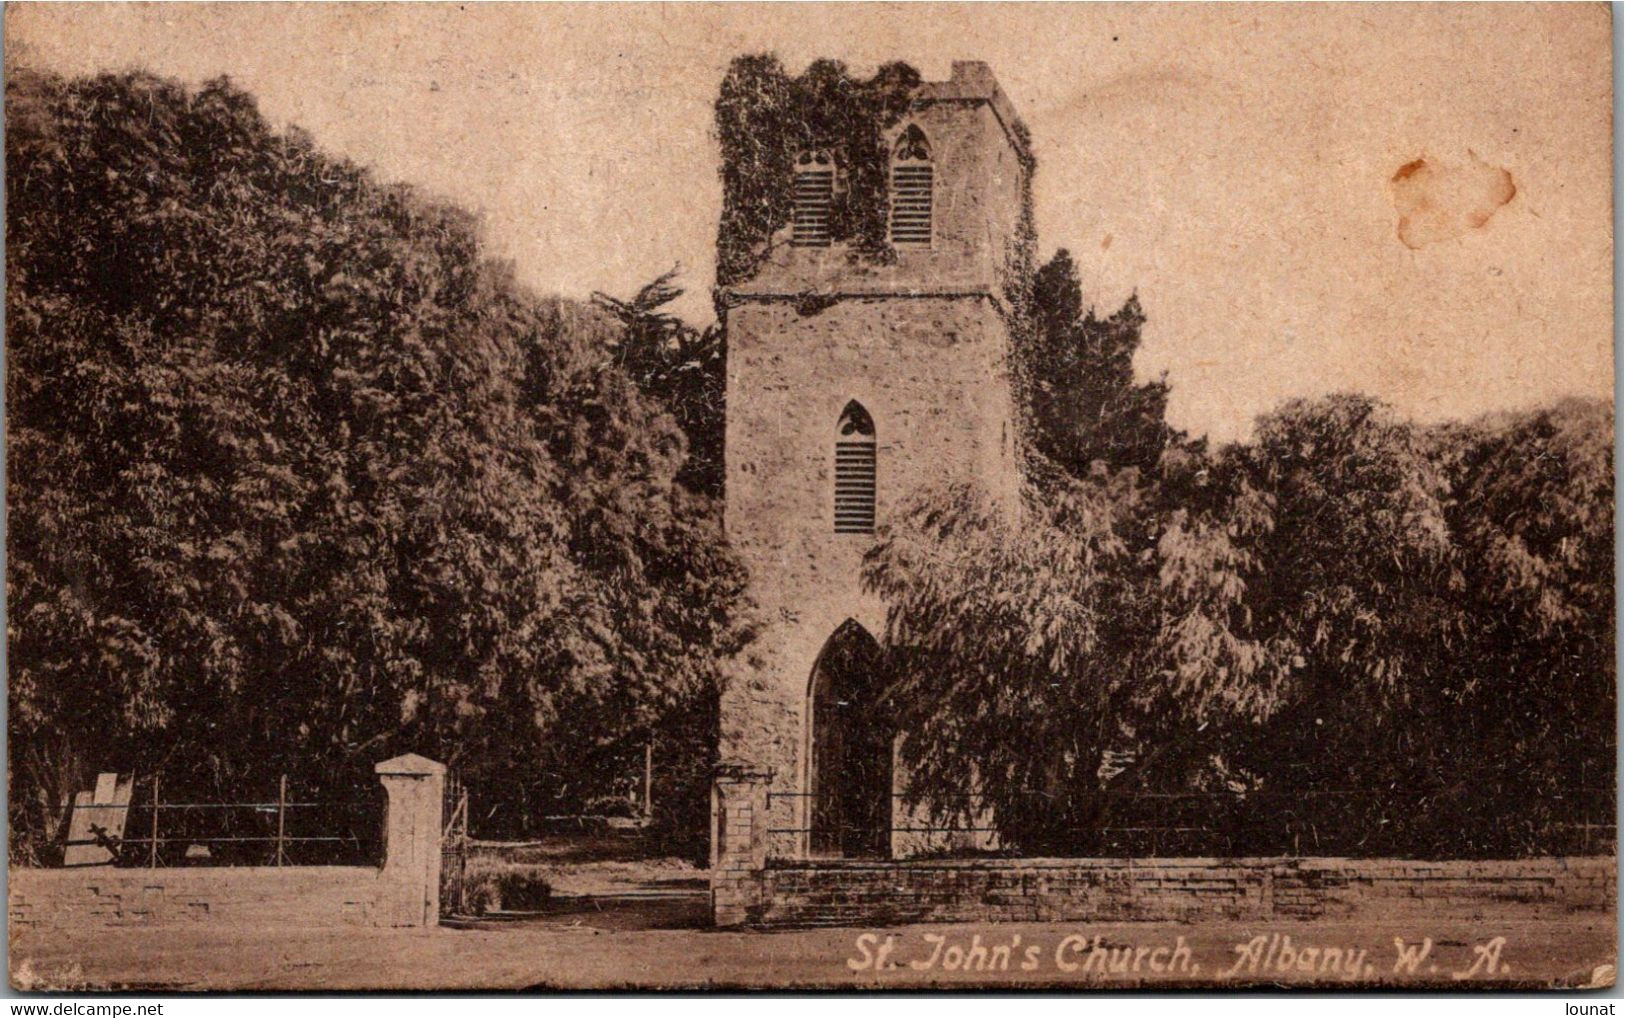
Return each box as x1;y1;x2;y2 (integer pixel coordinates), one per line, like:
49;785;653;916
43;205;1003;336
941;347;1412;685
741;857;1617;927
8;867;380;930
722;295;1018;854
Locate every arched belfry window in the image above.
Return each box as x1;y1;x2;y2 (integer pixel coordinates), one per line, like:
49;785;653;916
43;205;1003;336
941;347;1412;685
793;149;835;247
835;401;876;534
890;126;933;246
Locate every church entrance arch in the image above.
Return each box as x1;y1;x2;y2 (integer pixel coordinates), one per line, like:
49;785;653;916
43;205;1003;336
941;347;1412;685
807;619;893;858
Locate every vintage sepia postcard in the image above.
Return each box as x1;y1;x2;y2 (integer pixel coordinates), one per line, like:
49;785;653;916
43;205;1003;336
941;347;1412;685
3;2;1616;993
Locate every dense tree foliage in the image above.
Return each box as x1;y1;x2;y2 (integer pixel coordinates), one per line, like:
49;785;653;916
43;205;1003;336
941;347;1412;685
6;69;750;859
1024;250;1179;476
1420;399;1615;852
592;269;726;499
866;246;1614;857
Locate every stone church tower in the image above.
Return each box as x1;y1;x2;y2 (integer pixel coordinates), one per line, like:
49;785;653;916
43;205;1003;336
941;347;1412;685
714;62;1028;883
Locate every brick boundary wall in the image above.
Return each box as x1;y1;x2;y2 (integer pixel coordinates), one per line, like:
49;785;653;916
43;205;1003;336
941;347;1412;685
727;856;1616;927
8;753;446;931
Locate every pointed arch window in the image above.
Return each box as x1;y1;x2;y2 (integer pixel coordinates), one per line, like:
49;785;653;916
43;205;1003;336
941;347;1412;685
793;149;835;247
890;126;933;246
807;619;891;857
835;401;876;534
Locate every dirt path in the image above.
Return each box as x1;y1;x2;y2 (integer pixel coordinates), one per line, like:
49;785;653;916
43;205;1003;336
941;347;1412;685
11;907;1615;990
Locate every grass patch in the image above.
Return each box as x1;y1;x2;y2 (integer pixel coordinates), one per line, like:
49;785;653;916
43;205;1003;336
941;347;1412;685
449;859;554;915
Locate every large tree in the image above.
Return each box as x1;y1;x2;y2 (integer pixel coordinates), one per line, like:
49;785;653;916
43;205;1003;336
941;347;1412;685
592;269;727;499
1023;249;1181;477
863;465;1279;853
866;324;1613;858
6;68;750;858
1424;398;1615;853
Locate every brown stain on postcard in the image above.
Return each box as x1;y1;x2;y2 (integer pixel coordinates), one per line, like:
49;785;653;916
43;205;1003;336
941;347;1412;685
1389;152;1517;249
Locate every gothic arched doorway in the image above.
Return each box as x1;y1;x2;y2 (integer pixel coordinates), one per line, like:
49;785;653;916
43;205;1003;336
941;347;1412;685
807;620;893;858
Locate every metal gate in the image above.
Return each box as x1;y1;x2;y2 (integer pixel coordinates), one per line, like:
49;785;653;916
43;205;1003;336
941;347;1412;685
440;771;469;917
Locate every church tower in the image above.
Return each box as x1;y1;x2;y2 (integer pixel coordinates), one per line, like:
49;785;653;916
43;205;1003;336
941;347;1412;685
716;61;1029;869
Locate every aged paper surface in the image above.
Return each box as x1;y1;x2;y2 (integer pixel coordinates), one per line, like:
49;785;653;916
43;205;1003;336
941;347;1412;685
4;2;1615;991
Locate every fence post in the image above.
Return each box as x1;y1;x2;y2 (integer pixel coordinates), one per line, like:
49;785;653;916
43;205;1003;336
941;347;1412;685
374;753;445;928
455;784;469;916
276;775;287;866
710;761;773;927
643;741;653;821
149;774;159;869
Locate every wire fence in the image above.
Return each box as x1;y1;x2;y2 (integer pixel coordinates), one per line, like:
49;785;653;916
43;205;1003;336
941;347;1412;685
66;775;384;868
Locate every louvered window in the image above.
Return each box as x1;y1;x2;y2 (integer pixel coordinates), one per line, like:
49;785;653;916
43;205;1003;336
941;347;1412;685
834;401;876;534
890;126;933;246
794;149;834;247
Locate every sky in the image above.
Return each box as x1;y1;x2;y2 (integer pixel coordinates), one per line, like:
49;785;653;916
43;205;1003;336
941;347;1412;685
7;3;1614;442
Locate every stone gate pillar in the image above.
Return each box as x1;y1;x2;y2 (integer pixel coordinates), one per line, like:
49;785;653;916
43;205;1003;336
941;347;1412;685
375;753;445;928
711;761;773;927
